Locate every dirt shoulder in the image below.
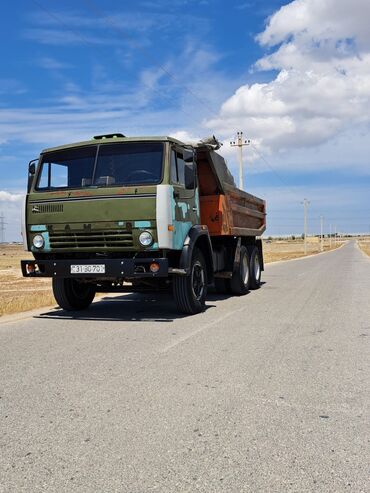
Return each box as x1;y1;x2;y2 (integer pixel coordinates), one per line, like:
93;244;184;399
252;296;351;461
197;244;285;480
357;239;370;257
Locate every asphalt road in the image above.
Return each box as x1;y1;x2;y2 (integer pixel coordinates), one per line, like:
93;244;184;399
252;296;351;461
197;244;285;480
0;241;369;492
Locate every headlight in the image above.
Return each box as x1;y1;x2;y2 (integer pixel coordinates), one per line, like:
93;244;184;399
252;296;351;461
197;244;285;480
139;231;153;247
32;234;44;249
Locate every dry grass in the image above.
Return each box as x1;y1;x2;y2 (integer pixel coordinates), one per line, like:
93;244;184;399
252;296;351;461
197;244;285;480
357;238;370;257
0;239;347;317
263;238;344;264
0;245;55;317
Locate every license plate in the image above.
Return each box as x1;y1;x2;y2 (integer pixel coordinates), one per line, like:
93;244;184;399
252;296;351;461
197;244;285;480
70;264;106;274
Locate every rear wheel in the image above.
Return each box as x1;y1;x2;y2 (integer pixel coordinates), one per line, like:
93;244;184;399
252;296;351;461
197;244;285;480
230;245;250;295
173;248;207;314
249;246;262;289
52;278;96;311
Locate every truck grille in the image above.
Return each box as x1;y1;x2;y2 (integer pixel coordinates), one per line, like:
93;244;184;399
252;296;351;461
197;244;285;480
32;203;64;213
49;230;134;249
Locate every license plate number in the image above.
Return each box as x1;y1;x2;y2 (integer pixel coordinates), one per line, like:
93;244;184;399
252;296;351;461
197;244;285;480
70;264;106;274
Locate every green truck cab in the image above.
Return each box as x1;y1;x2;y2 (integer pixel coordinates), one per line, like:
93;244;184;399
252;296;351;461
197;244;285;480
21;134;266;314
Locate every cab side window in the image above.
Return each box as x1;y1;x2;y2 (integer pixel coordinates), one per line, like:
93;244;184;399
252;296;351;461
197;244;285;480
171;149;186;187
170;150;178;183
176;153;186;186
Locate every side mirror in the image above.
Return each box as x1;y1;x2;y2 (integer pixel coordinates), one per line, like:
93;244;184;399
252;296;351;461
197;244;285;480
28;163;36;176
184;163;195;190
183;149;194;163
28;160;37;175
27;159;38;192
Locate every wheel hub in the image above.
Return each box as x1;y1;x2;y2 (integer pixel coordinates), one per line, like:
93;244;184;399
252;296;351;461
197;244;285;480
191;262;205;301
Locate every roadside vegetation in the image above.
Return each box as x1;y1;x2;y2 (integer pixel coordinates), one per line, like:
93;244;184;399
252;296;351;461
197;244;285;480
357;237;370;257
0;238;347;317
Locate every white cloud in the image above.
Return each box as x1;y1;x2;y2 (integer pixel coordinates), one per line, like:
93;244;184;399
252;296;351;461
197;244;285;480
0;191;25;243
257;0;370;49
0;191;24;203
168;130;202;143
207;0;370;172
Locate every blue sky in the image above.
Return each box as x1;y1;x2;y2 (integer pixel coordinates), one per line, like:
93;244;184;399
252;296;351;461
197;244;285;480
1;0;370;240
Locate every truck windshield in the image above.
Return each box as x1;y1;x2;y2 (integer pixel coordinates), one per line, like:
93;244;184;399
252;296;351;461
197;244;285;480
36;142;163;190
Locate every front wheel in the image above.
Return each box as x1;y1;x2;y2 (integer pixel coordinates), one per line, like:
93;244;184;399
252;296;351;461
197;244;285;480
52;278;96;311
173;248;208;314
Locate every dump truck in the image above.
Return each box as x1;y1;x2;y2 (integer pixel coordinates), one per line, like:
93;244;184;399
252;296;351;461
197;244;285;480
21;134;266;314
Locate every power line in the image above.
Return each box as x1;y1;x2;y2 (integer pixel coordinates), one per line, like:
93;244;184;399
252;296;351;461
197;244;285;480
31;0;282;198
79;0;219;118
33;0;218;121
249;142;309;202
31;0;363;224
30;0;309;194
30;0;200;124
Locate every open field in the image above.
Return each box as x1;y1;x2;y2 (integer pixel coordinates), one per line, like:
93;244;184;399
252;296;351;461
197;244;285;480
0;244;54;317
0;239;347;317
357;237;370;257
262;237;345;263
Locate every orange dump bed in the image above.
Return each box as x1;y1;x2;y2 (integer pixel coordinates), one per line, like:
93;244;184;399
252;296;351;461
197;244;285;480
196;148;266;237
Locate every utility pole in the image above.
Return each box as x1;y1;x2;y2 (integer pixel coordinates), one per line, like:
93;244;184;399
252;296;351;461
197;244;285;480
230;131;250;191
301;199;310;255
320;215;324;252
0;212;6;244
329;223;332;249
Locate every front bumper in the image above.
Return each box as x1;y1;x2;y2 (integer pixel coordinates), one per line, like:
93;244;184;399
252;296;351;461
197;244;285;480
21;258;169;279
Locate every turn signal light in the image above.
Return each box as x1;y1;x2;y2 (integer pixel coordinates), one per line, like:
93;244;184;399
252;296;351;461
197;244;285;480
26;263;38;274
149;262;160;273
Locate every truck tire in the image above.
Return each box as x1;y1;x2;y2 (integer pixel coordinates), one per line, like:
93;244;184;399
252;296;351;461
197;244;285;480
230;245;250;295
173;248;207;314
249;246;262;289
214;278;231;294
52;278;96;311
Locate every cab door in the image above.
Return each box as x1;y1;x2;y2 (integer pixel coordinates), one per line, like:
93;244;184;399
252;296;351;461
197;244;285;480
170;146;199;249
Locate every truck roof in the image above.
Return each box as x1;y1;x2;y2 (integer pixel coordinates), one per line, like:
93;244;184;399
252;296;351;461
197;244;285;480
41;135;186;154
38;133;264;210
40;133;239;195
